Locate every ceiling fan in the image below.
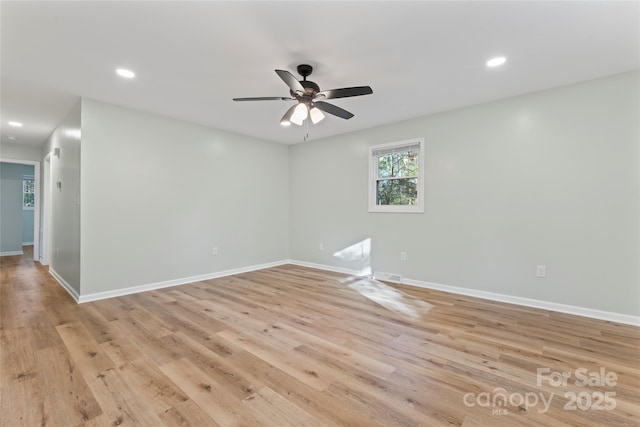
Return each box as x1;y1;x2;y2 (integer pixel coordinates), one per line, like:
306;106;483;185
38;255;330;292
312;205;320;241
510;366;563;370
233;64;373;127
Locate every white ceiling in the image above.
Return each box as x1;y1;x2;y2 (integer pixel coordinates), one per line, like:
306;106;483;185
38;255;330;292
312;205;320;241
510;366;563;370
1;1;638;148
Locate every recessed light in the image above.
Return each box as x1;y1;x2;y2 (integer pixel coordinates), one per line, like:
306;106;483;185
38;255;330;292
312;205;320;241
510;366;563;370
8;121;23;127
486;56;507;68
116;68;135;78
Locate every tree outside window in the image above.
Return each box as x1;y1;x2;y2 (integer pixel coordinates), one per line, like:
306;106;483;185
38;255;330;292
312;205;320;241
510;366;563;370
23;176;35;209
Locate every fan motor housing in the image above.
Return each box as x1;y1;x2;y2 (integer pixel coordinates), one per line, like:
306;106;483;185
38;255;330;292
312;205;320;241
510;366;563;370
301;80;319;95
290;80;320;98
297;64;313;78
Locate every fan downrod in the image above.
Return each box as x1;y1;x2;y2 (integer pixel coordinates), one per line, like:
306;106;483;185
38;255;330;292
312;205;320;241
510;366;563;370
297;64;313;79
294;64;319;96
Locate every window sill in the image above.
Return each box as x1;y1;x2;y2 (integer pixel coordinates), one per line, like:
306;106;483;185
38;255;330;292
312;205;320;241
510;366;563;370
368;206;424;214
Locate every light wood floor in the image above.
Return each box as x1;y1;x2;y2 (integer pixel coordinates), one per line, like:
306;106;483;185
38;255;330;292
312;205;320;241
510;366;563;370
1;248;639;426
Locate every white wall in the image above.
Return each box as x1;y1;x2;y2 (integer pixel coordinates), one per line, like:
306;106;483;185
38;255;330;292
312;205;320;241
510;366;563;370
290;71;639;317
0;143;42;162
42;101;82;294
80;99;290;295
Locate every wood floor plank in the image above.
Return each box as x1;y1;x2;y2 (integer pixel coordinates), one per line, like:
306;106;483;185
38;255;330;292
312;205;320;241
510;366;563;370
222;348;387;427
217;328;335;391
112;358;190;414
0;377;48;427
0;326;37;386
271;322;397;380
22;309;65;352
85;364;166;427
109;317;182;366
0;280;24;330
75;304;117;345
34;345;103;426
241;386;331;427
157;399;221;427
55;322;166;425
160;331;262;401
56;322;116;374
99;335;147;368
159;357;263;427
1;248;638;426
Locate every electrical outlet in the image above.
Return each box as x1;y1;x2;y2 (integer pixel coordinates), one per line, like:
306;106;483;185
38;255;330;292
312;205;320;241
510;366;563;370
400;251;407;261
319;242;324;251
212;247;218;256
536;265;546;278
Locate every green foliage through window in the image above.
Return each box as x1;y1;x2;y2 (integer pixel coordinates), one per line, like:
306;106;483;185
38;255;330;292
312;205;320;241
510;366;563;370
375;148;419;206
23;177;35;208
376;178;418;205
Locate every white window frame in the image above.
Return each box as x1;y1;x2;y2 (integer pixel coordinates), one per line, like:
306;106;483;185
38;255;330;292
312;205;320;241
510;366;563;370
368;138;425;213
23;175;35;211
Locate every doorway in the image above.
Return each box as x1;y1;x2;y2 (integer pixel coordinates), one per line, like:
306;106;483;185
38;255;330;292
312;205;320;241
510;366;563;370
0;158;41;262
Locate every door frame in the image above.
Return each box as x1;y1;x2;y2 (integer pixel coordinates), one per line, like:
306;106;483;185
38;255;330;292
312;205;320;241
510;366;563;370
41;153;52;264
0;157;41;262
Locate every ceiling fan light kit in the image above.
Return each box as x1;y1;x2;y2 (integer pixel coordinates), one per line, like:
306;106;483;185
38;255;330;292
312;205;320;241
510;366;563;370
293;103;308;121
309;107;325;124
233;64;373;129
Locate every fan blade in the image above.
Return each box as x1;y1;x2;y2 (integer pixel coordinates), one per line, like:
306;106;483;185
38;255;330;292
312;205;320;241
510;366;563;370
233;97;295;101
315;86;372;100
275;70;305;94
313;101;354;120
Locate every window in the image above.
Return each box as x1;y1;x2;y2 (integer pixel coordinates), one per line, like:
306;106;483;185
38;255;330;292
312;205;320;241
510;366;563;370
369;138;424;213
23;175;35;210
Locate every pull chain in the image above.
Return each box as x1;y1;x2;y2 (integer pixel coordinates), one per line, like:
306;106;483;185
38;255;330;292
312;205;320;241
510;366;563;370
303;109;310;141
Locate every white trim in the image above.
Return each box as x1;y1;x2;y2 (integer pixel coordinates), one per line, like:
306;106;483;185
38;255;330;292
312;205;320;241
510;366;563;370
0;251;24;257
22;242;34;246
368;138;425;213
76;260;290;303
22;174;35;210
286;260;640;327
47;255;640;326
373;271;403;283
41;153;52;265
50;268;80;302
286;259;363;276
1;157;40;262
400;277;640;327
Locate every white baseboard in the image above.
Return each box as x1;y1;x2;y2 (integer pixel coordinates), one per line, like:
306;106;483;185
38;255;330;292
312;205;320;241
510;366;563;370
22;242;34;246
286;259;363;276
401;277;640;327
0;251;24;257
77;260;290;303
287;260;640;327
46;257;640;327
50;268;80;302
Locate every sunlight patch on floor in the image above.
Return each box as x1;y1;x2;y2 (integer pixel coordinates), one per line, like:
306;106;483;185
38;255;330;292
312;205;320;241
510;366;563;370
332;238;372;277
340;276;433;319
